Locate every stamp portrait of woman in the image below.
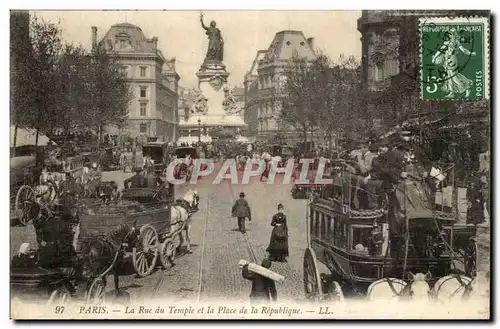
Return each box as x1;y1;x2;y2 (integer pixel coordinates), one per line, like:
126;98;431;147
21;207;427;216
432;28;476;98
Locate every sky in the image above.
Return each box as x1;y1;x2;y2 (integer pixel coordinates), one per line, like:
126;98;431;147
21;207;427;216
33;10;362;88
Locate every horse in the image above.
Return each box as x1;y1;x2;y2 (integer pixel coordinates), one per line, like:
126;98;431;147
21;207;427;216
80;220;140;300
366;272;432;301
167;189;199;260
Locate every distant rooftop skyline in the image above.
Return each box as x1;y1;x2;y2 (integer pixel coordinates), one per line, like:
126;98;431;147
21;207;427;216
33;10;362;88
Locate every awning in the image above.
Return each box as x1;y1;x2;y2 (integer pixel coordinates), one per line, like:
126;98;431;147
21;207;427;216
177;135;212;144
379;115;447;139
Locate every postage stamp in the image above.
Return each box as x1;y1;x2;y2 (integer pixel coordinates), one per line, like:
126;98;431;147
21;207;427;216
419;17;490;101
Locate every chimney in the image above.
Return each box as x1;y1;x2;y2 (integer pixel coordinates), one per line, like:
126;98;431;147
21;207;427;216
91;26;97;49
152;37;158;51
307;37;314;49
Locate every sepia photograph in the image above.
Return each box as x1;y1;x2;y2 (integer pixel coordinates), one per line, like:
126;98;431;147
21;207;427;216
9;9;491;320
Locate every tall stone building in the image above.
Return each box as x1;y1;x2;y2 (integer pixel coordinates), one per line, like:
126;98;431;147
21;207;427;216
244;31;316;142
96;23;180;142
243;50;267;140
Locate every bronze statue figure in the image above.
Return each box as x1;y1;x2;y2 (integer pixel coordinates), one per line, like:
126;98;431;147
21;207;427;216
200;12;224;62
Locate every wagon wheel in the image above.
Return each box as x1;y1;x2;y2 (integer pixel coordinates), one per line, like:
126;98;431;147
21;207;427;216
160;238;176;268
132;225;159;277
464;238;478;278
303;247;323;300
433;275;474;302
86;278;106;305
15;185;36;226
47;285;72;306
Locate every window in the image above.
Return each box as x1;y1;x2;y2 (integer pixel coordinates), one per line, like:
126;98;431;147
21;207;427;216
140;103;147;116
140;86;147;98
139;123;148;134
375;63;384;82
314;211;320;237
321;215;328;240
333;218;346;249
120;40;126;49
310;209;316;236
351;225;373;254
140;66;147;77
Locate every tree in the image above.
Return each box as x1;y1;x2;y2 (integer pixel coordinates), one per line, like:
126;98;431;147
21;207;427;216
11;11;32;156
14;16;64;147
317;54;368;155
54;44;90;139
278;52;321;150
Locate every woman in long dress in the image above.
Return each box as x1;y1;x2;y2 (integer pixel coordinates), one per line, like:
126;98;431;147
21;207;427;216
200;13;224;62
266;204;289;262
432;28;476;98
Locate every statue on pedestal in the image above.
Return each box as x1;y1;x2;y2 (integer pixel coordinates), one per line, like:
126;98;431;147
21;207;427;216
200;12;224;63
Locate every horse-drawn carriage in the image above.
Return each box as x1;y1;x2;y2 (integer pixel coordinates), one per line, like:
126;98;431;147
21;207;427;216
302;160;478;302
100;146;121;172
11;183;199;306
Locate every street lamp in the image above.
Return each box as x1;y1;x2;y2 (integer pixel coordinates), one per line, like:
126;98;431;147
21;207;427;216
198;117;201;143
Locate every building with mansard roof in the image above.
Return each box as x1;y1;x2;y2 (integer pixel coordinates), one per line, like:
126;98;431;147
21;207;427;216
244;31;316;142
96;23;180;143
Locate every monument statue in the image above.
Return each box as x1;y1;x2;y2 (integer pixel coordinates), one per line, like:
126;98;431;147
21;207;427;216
200;12;224;63
222;86;240;115
191;89;209;115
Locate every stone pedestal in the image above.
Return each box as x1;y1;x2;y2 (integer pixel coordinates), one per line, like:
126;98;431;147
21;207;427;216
178;60;247;144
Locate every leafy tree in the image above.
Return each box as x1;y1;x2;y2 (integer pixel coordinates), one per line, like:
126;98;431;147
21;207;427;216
278;52;320;150
318;54;367;154
10;11;32;155
14;16;64;147
55;44;90;139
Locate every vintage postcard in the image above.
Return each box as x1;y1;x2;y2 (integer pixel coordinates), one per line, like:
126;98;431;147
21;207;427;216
10;9;491;320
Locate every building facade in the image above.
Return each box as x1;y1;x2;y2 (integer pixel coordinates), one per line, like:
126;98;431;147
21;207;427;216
244;31;316;142
97;23;180;142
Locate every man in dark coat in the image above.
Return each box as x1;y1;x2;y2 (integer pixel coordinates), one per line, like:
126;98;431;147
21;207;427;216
242;259;277;302
232;192;251;234
124;168;146;189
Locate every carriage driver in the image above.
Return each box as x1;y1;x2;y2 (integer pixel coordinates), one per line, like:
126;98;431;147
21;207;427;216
124;167;147;189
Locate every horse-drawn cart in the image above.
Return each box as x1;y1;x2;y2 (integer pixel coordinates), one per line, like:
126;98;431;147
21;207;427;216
303;160;478;302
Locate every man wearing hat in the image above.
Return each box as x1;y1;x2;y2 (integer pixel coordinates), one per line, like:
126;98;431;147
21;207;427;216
242;258;278;302
124;167;147;189
371;139;392;206
351;140;377;209
231;192;252;234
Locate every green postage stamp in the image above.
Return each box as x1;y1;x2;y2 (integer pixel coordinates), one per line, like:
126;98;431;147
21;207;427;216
420;17;490;100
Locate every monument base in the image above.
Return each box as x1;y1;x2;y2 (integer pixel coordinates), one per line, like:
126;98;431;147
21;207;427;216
177;60;247;144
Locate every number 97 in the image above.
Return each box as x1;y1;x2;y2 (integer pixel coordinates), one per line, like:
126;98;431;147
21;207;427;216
55;306;65;314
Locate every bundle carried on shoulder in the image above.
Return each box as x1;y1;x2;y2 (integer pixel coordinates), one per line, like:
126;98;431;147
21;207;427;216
238;259;285;283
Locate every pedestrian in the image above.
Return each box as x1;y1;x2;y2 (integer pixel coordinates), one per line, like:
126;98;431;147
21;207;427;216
466;178;485;226
266;203;289;262
231;192;251;234
242;258;278;302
